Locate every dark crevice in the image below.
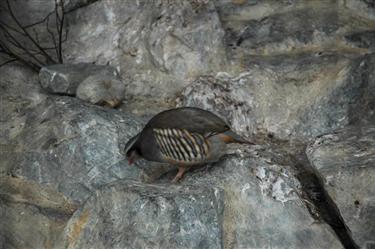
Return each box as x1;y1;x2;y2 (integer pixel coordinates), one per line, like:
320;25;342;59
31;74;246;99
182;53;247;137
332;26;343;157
48;92;76;97
64;0;100;14
39;87;76;98
293;150;360;249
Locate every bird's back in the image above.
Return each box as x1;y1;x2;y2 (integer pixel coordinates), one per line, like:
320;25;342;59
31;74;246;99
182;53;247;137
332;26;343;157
144;107;229;135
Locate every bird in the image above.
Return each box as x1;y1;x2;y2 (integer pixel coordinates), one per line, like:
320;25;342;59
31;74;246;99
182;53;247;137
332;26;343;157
124;107;254;182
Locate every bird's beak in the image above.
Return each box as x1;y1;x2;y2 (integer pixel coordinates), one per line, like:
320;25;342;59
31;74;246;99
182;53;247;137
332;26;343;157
128;158;134;165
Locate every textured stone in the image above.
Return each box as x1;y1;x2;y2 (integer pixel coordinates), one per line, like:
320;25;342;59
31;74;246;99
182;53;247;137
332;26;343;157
0;64;45;179
178;147;343;249
60;180;223;249
306;125;375;249
177;53;375;140
1;66;147;203
3;96;147;203
0;176;76;249
2;0;375;248
39;63;120;95
215;0;374;61
76;74;125;107
63;0;225;115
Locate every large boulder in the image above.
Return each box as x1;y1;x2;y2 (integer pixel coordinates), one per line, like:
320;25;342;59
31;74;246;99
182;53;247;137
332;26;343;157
1;65;147;204
60;180;223;249
63;0;225;115
0;176;76;249
0;64;166;249
4;96;145;203
59;145;343;249
0;64;45;147
306;125;375;248
177;53;375;140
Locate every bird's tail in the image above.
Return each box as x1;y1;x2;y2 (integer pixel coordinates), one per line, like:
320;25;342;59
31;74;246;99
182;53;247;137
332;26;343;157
221;130;255;145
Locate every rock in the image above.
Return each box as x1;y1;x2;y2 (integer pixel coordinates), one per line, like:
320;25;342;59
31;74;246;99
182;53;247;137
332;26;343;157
0;176;76;249
345;31;375;51
57;144;343;249
177;53;375;140
0;65;170;249
39;63;119;95
64;0;99;12
215;0;373;62
344;0;375;20
0;64;45;146
3;96;148;203
63;0;225;115
60;180;223;249
76;74;125;107
1;66;148;203
306;125;375;248
180;147;343;249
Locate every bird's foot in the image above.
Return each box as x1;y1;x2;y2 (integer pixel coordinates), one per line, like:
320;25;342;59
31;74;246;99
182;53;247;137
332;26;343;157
171;166;190;183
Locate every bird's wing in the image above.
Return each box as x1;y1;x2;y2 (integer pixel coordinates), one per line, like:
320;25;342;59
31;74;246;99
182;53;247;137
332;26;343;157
145;107;230;135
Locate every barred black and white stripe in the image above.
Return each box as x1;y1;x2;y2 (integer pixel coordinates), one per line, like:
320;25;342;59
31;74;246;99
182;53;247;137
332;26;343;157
153;128;210;162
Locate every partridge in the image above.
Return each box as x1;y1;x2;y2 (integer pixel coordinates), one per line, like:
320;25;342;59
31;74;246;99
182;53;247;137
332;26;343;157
124;107;253;182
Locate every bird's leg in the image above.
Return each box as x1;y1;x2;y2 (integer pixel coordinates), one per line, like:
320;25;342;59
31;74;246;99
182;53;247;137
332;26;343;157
171;166;190;183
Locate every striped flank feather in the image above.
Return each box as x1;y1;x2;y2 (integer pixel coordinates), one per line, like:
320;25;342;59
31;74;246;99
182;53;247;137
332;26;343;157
153;128;210;163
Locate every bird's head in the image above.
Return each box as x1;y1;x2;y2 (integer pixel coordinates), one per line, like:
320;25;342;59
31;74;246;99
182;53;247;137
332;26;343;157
124;134;141;165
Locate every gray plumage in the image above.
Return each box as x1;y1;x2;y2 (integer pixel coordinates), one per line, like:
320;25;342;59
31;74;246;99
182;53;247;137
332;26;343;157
124;107;253;182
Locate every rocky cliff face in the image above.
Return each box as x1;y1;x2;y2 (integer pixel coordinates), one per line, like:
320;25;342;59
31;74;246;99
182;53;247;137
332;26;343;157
1;1;374;249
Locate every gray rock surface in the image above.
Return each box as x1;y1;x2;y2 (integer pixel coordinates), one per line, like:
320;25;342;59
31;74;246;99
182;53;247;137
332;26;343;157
177;53;375;140
0;64;168;249
60;180;223;249
2;0;375;248
181;148;343;249
76;74;125;107
306;125;375;249
4;95;145;203
63;0;225;115
57;145;343;249
0;176;76;249
1;65;148;204
0;64;45;146
39;63;119;95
